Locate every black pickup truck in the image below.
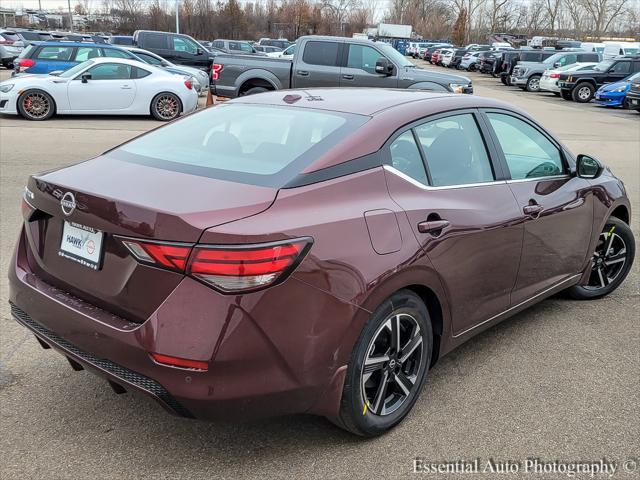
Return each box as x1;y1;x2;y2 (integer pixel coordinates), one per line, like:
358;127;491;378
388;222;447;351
558;55;640;102
210;35;473;97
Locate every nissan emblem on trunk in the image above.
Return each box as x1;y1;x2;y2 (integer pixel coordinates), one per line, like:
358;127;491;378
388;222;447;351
60;192;76;216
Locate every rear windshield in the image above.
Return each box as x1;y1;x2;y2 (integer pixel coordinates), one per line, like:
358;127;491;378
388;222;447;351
114;103;369;187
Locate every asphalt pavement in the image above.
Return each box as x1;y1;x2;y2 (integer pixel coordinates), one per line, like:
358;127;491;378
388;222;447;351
0;63;638;479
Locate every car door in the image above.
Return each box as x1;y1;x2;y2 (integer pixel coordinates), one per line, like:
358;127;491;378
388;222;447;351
483;110;593;304
171;35;208;68
383;111;523;336
67;62;136;111
340;43;398;88
293;40;342;88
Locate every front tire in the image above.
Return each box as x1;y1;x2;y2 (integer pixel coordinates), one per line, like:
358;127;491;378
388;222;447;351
151;92;181;121
336;290;432;436
567;217;635;300
243;86;268;96
17;89;55;120
526;74;541;92
572;82;595;103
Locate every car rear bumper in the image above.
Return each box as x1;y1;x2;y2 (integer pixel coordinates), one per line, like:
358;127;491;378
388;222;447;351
539;78;560;92
8;226;356;421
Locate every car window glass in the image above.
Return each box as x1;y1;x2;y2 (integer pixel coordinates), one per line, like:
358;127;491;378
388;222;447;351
144;33;167;49
228;42;240;50
135;52;163;65
239;43;253;52
347;44;382;74
389;132;428;185
610;62;630;74
487;113;564;179
558;54;576;66
36;46;73;61
173;36;198;54
415;114;494;187
87;63;132;80
302;41;339;66
102;48;131;58
75;47;103;61
132;66;151;79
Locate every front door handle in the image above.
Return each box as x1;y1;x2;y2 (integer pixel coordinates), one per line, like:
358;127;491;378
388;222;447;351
120;85;132;89
296;70;309;76
523;204;544;216
417;219;450;235
342;74;354;80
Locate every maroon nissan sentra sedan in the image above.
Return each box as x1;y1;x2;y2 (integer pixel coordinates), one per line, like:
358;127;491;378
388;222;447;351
9;89;634;436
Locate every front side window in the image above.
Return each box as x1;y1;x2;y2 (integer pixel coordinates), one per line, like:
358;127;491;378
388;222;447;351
487;113;564;180
610;61;631;74
302;41;340;66
173;36;198;54
389;132;428;185
36;46;73;61
347;45;383;74
415;114;494;187
86;63;132;80
75;47;103;61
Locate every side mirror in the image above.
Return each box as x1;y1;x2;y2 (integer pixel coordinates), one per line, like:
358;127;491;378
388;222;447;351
576;154;603;179
553;62;561;68
375;57;394;76
49;70;64;76
81;72;92;83
197;48;204;55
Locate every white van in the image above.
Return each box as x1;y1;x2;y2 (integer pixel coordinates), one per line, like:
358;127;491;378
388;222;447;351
580;42;606;54
603;42;639;59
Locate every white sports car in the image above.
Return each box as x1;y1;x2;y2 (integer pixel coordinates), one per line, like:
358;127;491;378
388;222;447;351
0;57;199;121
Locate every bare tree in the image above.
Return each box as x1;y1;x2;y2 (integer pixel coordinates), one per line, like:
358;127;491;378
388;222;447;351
577;0;630;39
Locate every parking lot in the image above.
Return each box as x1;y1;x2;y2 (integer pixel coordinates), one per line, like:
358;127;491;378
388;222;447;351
0;62;638;479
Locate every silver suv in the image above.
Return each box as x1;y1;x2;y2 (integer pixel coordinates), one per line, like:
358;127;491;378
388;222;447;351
0;30;24;69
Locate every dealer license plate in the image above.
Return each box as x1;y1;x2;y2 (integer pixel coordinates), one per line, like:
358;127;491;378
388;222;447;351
59;221;103;270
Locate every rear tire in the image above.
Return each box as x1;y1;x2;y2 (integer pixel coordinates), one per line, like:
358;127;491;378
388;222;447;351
17;89;55;121
243;86;268;96
336;290;432;436
572;82;594;103
567;217;634;300
151;92;181;121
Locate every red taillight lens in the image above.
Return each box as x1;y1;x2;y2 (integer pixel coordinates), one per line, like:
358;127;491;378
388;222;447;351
121;240;191;272
151;353;208;371
184;79;193;90
550;73;560;78
188;238;312;292
0;39;13;45
17;58;35;72
211;63;223;80
120;237;312;293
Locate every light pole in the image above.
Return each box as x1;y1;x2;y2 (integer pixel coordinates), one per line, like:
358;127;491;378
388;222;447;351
67;0;73;32
175;0;180;33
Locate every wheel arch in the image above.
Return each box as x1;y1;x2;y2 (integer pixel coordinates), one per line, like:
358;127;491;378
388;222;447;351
16;88;57;116
611;204;630;224
150;90;184;115
235;70;281;96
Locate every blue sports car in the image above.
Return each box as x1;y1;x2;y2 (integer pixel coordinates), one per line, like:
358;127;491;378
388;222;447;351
594;72;639;108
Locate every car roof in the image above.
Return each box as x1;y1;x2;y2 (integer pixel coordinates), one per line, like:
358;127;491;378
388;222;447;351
30;41;126;48
230;88;523;172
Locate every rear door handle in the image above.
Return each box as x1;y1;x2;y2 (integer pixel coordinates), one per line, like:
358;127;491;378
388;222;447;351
523;204;544;216
296;70;309;76
417;219;450;235
342;74;354;80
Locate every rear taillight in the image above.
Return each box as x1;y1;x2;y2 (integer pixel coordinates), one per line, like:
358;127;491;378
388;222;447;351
211;63;223;80
188;238;312;292
184;79;193;90
550;73;560;78
0;39;13;45
16;58;35;72
120;237;312;293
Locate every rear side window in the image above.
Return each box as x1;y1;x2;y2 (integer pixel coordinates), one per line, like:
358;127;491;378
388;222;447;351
487;113;564;180
75;47;103;61
115;104;368;187
389;132;428;185
302;41;340;66
132;66;151;78
36;46;73;61
143;33;168;49
415;114;494;187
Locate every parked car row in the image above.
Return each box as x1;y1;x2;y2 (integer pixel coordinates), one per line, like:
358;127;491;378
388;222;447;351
422;40;640;112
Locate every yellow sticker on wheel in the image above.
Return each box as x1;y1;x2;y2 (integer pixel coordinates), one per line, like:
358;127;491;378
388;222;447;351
362;403;368;415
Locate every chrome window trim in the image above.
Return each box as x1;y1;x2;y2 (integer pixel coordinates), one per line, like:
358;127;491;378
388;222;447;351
383;165;506;190
506;174;571;184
